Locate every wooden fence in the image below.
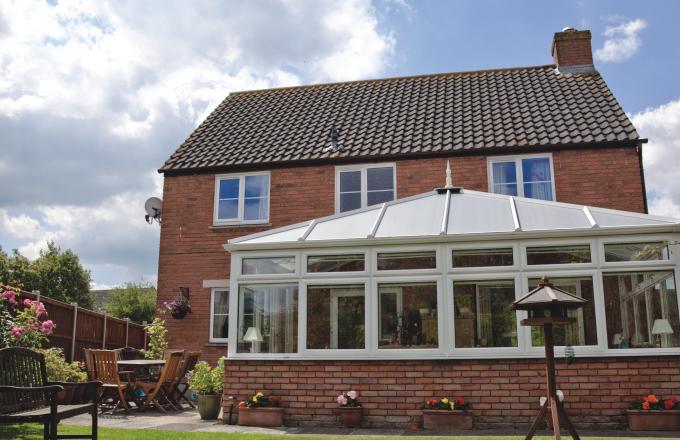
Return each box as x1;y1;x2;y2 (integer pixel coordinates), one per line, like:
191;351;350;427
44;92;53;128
16;290;147;362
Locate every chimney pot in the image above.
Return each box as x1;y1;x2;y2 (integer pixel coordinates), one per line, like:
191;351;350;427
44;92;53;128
551;28;594;74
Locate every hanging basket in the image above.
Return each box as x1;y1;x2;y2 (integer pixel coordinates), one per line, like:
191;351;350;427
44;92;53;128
171;308;189;319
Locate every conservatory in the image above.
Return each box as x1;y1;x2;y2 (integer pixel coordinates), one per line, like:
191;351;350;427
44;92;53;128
223;187;680;361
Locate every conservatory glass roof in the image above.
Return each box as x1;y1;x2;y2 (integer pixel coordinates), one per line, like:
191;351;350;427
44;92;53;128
226;189;680;249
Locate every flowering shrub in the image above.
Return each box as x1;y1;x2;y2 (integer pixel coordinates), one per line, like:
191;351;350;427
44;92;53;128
1;288;54;349
423;396;469;411
337;390;360;407
239;392;279;408
187;359;224;395
142;318;167;359
39;348;87;382
630;394;679;411
162;297;191;317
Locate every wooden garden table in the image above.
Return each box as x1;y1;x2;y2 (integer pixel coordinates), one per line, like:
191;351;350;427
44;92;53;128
117;359;165;368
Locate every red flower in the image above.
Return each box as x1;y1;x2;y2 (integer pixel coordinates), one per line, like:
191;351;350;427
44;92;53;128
665;399;675;410
455;397;465;406
642;401;650;410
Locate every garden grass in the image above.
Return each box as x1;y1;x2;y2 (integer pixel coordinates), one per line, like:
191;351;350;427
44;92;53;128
0;424;675;440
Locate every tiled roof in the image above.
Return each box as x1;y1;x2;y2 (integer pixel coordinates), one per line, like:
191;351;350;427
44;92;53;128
160;65;640;172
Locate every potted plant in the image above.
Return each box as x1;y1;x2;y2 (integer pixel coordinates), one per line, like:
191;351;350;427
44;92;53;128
627;394;680;430
336;390;362;428
39;347;88;404
163;297;191;319
237;392;284;427
455;296;471;315
187;359;224;420
422;397;472;430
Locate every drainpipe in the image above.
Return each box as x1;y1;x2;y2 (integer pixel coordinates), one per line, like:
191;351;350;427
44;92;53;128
637;140;649;214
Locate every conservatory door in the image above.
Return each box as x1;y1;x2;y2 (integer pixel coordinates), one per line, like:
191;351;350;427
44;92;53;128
330;288;365;349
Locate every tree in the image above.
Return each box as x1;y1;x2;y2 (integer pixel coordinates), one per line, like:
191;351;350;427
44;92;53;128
104;281;157;324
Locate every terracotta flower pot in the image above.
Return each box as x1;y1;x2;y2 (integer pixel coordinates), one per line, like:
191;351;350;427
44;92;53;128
238;407;285;427
338;406;362;428
197;394;221;420
627;409;680;431
422;409;473;430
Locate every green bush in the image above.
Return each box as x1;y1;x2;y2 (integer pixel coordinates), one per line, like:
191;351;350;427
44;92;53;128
187;359;224;395
142;318;167;359
38;348;87;382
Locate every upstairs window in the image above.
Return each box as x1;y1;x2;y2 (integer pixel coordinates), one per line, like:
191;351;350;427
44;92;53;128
214;173;270;224
336;164;395;213
488;155;554;201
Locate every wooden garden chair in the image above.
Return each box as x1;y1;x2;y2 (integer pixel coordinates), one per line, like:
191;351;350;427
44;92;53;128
89;350;131;413
169;350;201;409
132;352;183;413
0;347;101;440
83;348;96;381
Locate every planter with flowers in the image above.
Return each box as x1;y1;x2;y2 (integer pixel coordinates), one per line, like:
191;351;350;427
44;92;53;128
422;397;472;430
336;390;362;428
163;297;191;319
187;359;224;420
627;394;680;431
237;392;284;427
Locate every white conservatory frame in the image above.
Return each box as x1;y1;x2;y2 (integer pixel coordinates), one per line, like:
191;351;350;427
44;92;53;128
224;190;680;361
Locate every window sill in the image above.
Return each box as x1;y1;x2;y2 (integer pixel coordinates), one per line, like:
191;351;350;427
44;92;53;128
210;223;272;230
205;342;228;347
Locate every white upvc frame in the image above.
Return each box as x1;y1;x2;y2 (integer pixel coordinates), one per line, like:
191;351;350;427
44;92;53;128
226;232;680;360
236;251;299;280
209;287;230;343
213;171;271;226
335;163;397;213
487;153;556;201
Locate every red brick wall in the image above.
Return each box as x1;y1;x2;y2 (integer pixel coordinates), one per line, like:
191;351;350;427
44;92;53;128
157;147;645;364
222;356;680;429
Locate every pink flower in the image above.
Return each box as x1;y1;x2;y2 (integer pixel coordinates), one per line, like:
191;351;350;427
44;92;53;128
23;298;33;307
36;302;46;316
3;290;17;305
347;390;357;400
41;320;54;335
337;394;348;406
11;326;24;338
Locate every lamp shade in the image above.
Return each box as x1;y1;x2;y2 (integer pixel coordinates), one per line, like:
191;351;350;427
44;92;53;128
243;326;264;342
651;319;674;335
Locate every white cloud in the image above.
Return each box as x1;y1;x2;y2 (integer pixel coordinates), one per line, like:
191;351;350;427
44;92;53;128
632;99;680;218
594;18;646;63
0;0;396;286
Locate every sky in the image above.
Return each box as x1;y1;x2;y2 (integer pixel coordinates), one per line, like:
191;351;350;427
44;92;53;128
1;0;680;289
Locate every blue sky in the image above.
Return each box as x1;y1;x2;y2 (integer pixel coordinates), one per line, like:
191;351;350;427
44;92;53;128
1;0;679;289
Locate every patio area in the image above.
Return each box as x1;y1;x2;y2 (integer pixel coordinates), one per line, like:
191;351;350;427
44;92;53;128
55;409;679;438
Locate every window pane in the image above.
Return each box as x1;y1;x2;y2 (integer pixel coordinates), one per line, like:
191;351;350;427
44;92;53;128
218;199;238;219
237;284;298;353
367;167;394;191
367;189;394;206
244;197;269;221
605;242;670;262
522;158;551;183
340;192;361;212
528;277;597;347
306;285;365;350
307;254;364;272
378;282;438;349
212;290;229;339
377;251;437;271
453;280;517;348
523;182;553;201
219;178;239;199
340;171;361;192
603;271;680;349
244;175;269;198
526;245;591;265
492;162;517;184
452;248;514;268
242;257;295;275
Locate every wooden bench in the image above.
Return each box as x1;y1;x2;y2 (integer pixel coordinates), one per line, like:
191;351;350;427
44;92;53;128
0;347;102;440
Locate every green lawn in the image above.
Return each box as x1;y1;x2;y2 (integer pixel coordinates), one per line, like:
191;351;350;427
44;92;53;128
0;424;673;440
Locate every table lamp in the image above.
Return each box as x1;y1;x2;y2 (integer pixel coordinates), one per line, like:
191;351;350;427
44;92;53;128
244;326;263;352
651;318;674;347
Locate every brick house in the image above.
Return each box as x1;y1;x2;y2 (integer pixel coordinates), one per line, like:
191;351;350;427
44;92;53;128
157;29;680;429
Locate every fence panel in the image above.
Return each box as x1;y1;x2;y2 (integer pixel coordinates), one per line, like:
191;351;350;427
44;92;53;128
13;290;147;362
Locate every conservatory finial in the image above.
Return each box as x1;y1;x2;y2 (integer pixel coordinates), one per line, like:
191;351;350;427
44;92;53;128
445;161;453;189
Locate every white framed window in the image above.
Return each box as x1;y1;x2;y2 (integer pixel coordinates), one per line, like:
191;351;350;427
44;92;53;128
487;154;555;201
214;172;270;225
335;163;396;213
210;288;229;342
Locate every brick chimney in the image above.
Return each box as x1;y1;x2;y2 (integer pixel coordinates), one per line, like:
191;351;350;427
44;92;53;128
551;27;594;73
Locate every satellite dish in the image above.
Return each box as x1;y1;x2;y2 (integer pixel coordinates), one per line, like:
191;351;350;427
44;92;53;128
144;197;162;224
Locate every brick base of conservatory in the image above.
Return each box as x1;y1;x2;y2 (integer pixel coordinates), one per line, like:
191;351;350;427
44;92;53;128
222;356;680;429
